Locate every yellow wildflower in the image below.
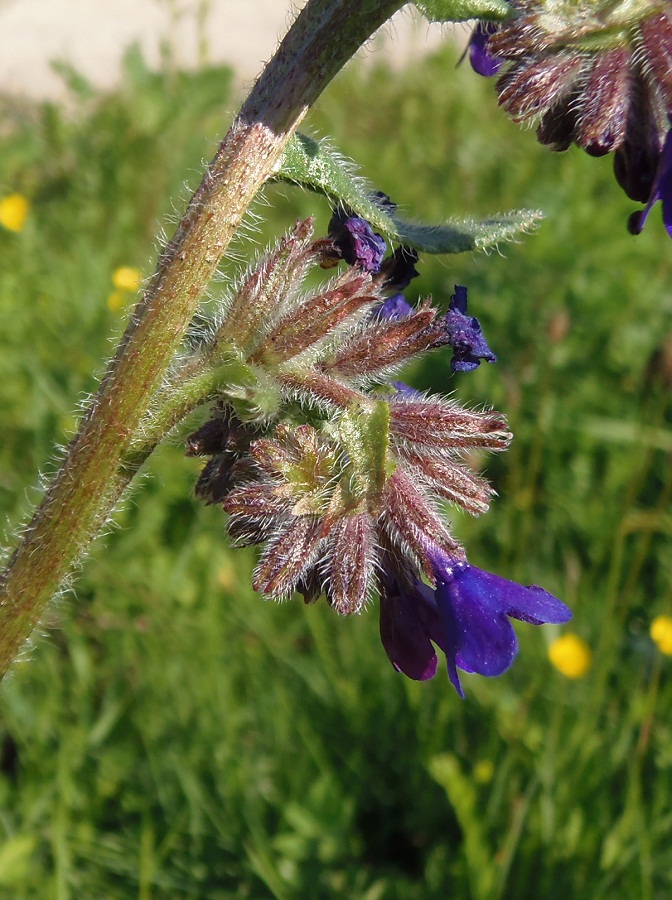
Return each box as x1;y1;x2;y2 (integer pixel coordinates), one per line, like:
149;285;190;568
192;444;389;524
0;193;30;232
650;615;672;656
107;290;127;312
112;266;142;293
473;760;494;784
548;634;592;679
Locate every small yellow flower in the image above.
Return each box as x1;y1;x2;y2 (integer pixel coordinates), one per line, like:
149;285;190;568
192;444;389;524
650;615;672;656
548;634;592;679
112;266;142;293
473;759;494;784
0;193;30;232
107;290;127;312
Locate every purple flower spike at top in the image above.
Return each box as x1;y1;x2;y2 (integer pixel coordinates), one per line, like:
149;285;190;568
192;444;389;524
468;22;504;77
628;126;672;237
432;554;572;696
328;210;387;273
443;285;497;373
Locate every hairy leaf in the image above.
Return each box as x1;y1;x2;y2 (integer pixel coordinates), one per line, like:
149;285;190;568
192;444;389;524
274;133;542;254
413;0;510;22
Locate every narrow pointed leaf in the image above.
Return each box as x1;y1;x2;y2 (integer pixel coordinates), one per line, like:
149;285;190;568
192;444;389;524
395;210;544;253
274;133;394;233
274;134;542;254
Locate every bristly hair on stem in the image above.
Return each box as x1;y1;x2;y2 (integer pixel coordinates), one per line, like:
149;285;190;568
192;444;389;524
0;0;406;679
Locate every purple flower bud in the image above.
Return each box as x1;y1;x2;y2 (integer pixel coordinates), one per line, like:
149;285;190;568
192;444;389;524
379;571;443;681
376;293;414;321
628;125;672;238
468;22;504;77
378;246;420;291
442;285;497;373
328;211;387;273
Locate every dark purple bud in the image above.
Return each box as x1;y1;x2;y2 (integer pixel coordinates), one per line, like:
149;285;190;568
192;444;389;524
185;417;233;457
328;211;387;273
379;569;443;681
378;246;420;292
369;191;397;214
468;22;504;77
614;74;662;203
442;285;497;373
536;91;578;152
297;569;323;605
431;553;572;696
391;380;422;399
628;125;672;238
194;456;237;505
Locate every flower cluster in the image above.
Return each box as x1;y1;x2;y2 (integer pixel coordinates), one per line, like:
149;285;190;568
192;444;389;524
469;0;672;236
186;214;570;694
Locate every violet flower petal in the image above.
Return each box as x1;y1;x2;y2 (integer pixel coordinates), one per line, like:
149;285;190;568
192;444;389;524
376;293;414;321
629;126;672;237
443;285;497;373
328;213;387;272
391;380;423;399
379;578;440;681
432;556;571;694
468;23;504;77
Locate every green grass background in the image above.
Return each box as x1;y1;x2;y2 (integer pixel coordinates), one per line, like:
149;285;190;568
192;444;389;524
1;35;671;899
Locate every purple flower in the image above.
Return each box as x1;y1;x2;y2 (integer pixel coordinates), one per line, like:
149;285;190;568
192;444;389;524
376;293;414;321
379;554;571;697
390;380;422;399
378;246;420;291
468;22;504;77
328;211;387;273
628;126;672;237
443;285;496;373
379;573;443;681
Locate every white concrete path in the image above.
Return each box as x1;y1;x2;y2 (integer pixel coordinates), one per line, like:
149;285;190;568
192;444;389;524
0;1;454;101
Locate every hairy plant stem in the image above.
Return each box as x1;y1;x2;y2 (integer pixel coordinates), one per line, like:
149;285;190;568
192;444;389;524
0;0;405;678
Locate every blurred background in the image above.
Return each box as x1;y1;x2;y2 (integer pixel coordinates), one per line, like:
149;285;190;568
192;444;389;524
1;1;671;897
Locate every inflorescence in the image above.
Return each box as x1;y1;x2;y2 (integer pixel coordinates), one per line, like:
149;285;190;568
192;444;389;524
186;211;570;695
469;0;672;237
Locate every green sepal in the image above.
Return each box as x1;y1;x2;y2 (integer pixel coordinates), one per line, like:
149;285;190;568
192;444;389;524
219;359;282;422
336;401;393;507
274;133;542;254
413;0;510;23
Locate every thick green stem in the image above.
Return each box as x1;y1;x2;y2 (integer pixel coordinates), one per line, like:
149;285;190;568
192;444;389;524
0;0;404;678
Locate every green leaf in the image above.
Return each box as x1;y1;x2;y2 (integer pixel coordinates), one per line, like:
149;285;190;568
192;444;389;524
274;133;393;234
395;210;544;253
413;0;510;22
274;133;542;255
